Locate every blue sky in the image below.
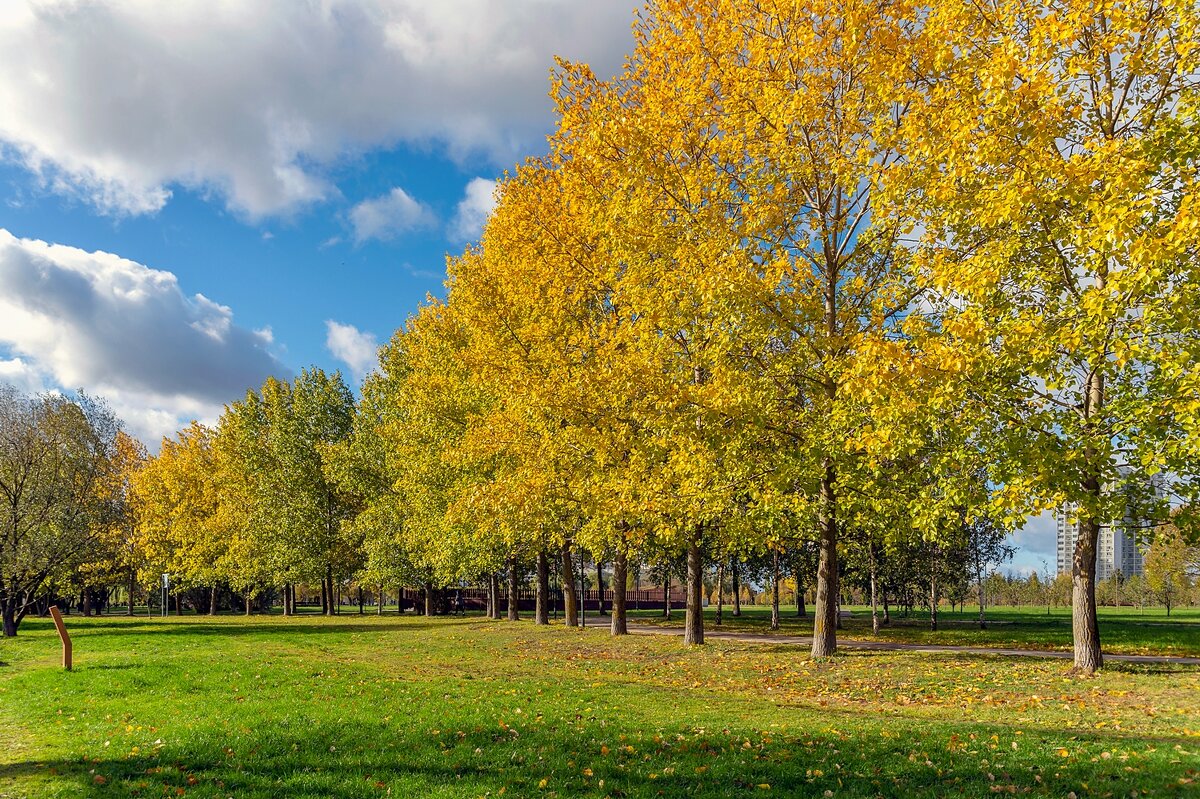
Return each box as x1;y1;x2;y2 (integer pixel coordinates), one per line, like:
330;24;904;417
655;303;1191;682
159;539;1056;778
0;0;1056;576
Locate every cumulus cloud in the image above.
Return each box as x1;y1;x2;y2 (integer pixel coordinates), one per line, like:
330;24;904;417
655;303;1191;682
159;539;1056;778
0;1;637;217
0;229;290;444
450;177;499;242
1009;511;1059;577
325;320;378;381
349;187;435;243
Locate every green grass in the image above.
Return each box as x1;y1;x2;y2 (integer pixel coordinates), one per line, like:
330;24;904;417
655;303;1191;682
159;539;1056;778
2;614;1198;798
627;605;1200;657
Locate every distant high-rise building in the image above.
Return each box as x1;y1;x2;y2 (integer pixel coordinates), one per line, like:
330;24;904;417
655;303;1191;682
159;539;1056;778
1055;470;1164;580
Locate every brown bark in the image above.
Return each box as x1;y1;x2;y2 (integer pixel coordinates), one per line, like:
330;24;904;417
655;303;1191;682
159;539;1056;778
127;572;136;616
595;560;607;615
560;543;578;627
488;573;501;619
535;551;550;625
869;543;880;635
377;584;384;616
684;536;704;646
424;584;434;617
506;556;520;621
977;577;987;630
731;559;741;616
244;590;252;616
611;545;628;635
662;571;671;619
715;561;725;626
770;550;781;631
210;585;218;616
794;560;806;618
1072;516;1103;672
2;603;17;637
811;461;838;658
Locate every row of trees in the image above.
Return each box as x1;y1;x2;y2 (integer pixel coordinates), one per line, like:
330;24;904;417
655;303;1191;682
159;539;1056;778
3;1;1198;676
338;0;1198;673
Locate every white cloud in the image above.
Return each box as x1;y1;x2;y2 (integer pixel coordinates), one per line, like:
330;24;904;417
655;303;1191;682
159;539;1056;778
1009;511;1059;578
325;320;378;381
349;187;435;243
0;1;637;217
0;356;45;396
0;229;290;445
450;177;499;242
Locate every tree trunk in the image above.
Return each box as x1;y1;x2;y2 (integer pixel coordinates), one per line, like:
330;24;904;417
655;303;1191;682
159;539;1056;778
770;550;781;631
977;577;987;630
326;565;335;616
358;586;364;614
794;560;806;618
424;584;434;617
715;561;724;626
127;572;136;616
1072;516;1103;672
507;556;520;621
535;550;550;625
82;587;92;617
870;543;880;635
929;569;939;632
595;560;606;615
684;536;704;646
732;559;741;617
811;461;839;658
488;573;501;620
210;585;218;616
378;584;384;616
245;590;252;616
611;546;628;635
560;543;578;627
2;599;18;637
662;572;671;619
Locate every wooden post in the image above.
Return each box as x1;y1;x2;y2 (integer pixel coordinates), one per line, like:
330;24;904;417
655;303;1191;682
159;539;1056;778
49;606;72;671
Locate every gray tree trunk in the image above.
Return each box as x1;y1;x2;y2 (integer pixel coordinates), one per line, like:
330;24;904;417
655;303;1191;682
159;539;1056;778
811;461;839;658
535;551;550;625
611;546;628;636
683;536;704;645
770;550;780;630
560;543;578;627
507;557;520;621
715;561;724;626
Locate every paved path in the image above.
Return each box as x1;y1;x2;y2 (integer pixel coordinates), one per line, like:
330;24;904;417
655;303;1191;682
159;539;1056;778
625;624;1200;665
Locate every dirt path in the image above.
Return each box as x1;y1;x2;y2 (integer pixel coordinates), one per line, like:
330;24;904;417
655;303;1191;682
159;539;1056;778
625;624;1200;665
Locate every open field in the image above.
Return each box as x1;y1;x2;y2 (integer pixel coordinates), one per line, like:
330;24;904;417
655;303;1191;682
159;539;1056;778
3;614;1199;798
626;606;1200;658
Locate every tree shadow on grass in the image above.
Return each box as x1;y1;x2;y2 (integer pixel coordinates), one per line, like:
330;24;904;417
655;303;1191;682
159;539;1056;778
2;715;1186;799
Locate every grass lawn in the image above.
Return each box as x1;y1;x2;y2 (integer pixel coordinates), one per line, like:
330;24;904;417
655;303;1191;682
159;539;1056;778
625;605;1200;658
1;613;1198;798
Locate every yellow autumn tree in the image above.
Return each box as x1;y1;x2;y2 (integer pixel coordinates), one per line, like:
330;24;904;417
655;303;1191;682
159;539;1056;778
901;0;1200;671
